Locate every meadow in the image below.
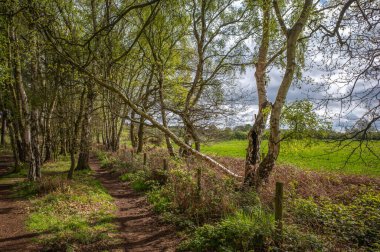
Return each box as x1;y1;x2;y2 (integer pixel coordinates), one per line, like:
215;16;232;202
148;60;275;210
202;139;380;176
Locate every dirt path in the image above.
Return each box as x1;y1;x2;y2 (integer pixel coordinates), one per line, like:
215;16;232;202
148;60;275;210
0;155;38;252
90;156;180;251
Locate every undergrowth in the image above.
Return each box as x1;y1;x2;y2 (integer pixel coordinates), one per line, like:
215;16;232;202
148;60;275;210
96;148;346;251
290;191;380;250
179;208;274;251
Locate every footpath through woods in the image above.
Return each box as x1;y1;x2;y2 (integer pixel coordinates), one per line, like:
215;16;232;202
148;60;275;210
0;155;38;252
0;152;179;251
90;156;180;251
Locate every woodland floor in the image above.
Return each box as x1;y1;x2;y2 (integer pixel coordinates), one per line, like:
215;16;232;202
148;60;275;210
0;155;39;252
0;153;179;251
90;156;180;251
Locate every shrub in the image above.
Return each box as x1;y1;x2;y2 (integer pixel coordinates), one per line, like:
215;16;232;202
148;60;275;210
128;162;239;225
232;130;247;140
119;172;134;182
147;187;171;213
120;170;157;192
291;190;380;249
236;188;261;212
180;208;274;251
282;225;324;251
166;167;238;223
130;177;152;191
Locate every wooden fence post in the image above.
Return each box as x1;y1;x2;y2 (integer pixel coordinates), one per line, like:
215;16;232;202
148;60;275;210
196;167;201;200
275;181;284;250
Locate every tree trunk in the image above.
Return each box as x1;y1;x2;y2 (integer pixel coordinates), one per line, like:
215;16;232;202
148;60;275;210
5;17;24;163
30;110;41;179
157;68;175;156
130;110;137;149
244;103;271;187
67;88;86;179
137;116;144;153
1;111;7;146
44;95;56;162
29;25;42;180
67;149;76;179
115;117;124;151
59;127;66;155
8;120;20;172
181;116;201;155
96;131;100;144
179;123;193;157
244;3;271;188
10;19;36;180
76;85;95;170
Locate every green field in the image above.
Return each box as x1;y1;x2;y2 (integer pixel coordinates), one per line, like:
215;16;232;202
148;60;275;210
202;140;380;176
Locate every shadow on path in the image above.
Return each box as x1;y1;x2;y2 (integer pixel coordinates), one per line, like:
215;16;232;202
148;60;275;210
90;156;180;252
0;155;39;252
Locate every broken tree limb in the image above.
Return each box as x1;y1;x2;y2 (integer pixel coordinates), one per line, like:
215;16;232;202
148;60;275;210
92;75;242;179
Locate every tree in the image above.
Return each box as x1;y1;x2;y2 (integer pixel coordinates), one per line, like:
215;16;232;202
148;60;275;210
175;0;252;153
281;100;331;139
33;1;240;176
2;0;43;180
244;0;314;188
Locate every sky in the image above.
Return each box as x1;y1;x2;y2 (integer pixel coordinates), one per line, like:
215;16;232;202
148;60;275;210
224;2;379;131
226;63;374;131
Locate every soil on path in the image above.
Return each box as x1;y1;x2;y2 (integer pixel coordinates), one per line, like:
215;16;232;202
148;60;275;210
90;156;180;252
0;155;38;252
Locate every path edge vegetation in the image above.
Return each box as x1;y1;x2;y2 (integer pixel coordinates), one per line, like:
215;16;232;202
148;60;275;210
95;147;380;251
8;157;120;251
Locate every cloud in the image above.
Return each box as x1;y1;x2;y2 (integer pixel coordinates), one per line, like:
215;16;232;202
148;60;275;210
233;63;371;129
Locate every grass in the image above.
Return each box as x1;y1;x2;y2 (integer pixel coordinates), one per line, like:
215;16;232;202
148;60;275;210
202;139;380;176
8;157;119;250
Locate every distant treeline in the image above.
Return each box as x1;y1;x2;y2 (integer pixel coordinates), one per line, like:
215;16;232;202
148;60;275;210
182;125;380;142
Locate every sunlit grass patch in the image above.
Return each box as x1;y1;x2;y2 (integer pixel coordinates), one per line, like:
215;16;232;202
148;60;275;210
202;140;380;176
3;155;71;181
42;156;71;174
24;160;119;250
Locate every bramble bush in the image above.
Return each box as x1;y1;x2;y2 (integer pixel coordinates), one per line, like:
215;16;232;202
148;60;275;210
291;190;380;249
